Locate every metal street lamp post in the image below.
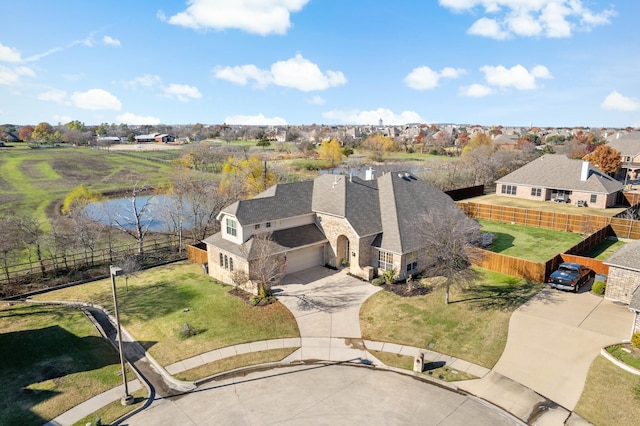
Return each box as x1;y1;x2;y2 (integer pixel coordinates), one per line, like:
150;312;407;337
110;265;134;406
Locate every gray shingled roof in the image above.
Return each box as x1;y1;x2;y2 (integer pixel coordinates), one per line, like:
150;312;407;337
203;224;327;260
312;174;381;236
374;172;463;254
604;239;640;272
221;180;314;225
606;138;640;157
496;154;623;194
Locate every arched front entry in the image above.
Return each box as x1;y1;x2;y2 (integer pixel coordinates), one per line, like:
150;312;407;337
336;235;350;267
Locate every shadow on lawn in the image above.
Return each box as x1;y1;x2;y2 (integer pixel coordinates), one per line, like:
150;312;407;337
485;231;515;253
452;279;549;311
117;280;201;322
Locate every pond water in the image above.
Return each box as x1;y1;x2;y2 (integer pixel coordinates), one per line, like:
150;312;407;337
83;195;192;232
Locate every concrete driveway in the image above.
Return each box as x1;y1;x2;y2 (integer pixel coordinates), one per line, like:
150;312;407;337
272;266;382;363
126;364;522;426
462;286;633;412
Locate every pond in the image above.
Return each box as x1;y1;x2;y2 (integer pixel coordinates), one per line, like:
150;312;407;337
83;195;193;232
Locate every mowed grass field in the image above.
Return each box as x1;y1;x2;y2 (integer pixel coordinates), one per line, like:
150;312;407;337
0;302;141;424
0;146;177;221
34;262;300;366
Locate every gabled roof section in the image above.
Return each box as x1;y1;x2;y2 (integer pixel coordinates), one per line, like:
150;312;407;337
630;285;640;312
221;180;314;225
606;137;640;157
604;239;640;273
496;154;623;194
312;174;381;236
375;172;463;254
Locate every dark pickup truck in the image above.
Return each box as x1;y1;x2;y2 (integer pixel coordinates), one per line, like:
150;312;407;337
548;262;593;292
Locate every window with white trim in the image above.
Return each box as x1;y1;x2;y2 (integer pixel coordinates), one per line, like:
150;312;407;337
378;251;393;270
226;218;237;236
590;194;597;204
530;187;541;197
501;184;517;195
266;222;271;228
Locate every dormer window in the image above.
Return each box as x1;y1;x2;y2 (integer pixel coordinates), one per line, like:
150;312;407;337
226;218;237;237
266;222;272;228
255;224;261;230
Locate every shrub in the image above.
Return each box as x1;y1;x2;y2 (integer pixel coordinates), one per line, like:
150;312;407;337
592;281;606;295
632;332;640;349
371;277;385;286
382;268;396;284
178;323;198;339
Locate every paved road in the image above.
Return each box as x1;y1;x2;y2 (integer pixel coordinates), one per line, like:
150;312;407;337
124;364;522;426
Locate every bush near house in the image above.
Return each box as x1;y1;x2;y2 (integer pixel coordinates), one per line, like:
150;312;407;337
592;281;606;295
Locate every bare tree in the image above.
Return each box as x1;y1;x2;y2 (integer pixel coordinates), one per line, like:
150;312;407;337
68;207;102;266
417;206;485;304
118;255;141;292
247;232;286;299
17;214;47;276
114;183;154;254
0;215;25;284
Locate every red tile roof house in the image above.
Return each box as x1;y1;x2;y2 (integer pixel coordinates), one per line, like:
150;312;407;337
495;154;623;208
203;170;465;293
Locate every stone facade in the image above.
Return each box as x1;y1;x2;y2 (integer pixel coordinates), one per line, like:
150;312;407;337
605;267;640;304
634;312;640;335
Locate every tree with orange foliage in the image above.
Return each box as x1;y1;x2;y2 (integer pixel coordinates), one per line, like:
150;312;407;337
584;145;621;175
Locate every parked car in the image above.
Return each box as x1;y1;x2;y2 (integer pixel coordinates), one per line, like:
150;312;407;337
548;262;594;292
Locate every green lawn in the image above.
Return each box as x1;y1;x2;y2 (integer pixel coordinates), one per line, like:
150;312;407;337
360;269;544;368
586;238;626;260
574;356;640;426
34;262;300;366
369;350;477;382
0;302;140;424
479;220;584;262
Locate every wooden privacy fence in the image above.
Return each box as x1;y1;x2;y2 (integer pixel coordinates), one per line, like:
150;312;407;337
457;202;640;240
187;243;208;264
472;250;546;282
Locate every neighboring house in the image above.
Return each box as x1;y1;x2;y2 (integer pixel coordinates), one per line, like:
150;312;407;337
203;170;462;291
603;239;640;305
134;133;175;143
606;131;640;182
495;154;623;208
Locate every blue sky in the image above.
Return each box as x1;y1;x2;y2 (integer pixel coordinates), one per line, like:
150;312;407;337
1;0;639;127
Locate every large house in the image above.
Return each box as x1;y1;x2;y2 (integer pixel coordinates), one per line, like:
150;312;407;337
603;239;640;305
495;154;623;208
203;170;464;291
606;131;640;182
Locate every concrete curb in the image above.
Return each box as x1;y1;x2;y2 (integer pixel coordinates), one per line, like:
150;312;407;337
600;342;640;376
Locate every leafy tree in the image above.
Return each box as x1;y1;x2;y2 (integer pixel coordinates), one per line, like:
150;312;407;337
220;154;276;198
584;145;621;175
256;136;271;149
32;122;58;141
417;205;485;304
65;120;85;131
462;132;492;152
318;139;343;167
61;185;102;214
361;134;398;161
18;125;34;141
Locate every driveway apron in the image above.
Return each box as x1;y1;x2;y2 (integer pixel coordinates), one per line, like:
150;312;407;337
272;266;382;363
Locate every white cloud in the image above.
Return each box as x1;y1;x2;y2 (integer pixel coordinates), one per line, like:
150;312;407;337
162;83;202;102
224;113;287;125
103;35;121;47
116;112;161;125
214;54;346;92
38;89;68;104
71;89;122;110
123;74;162;89
601;91;640;112
162;0;310;35
308;96;325;105
480;64;552;90
53;114;72;124
214;64;272;87
322;108;424;125
439;0;615;39
404;66;465;90
468;17;509;40
459;84;494;97
0;42;22;62
0;65;35;85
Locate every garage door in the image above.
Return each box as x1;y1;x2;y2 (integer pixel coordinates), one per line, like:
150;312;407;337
286;245;324;274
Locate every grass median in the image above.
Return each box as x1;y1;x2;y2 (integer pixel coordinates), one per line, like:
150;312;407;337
361;268;543;368
34;261;300;366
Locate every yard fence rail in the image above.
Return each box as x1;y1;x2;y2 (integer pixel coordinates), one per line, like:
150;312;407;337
457;202;640;240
